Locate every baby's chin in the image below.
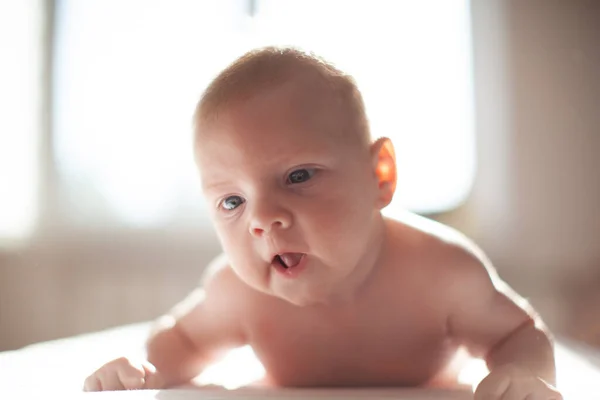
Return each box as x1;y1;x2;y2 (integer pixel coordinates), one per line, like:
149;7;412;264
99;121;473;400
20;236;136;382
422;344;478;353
270;281;338;308
274;292;324;307
231;271;319;306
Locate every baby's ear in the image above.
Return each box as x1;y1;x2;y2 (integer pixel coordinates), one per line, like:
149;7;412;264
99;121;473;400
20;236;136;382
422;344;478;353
370;137;397;209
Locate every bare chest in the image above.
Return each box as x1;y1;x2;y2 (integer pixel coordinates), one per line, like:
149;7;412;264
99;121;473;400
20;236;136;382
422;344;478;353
247;297;457;387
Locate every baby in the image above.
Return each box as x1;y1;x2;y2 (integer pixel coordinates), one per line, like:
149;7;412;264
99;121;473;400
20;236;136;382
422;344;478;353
84;47;562;400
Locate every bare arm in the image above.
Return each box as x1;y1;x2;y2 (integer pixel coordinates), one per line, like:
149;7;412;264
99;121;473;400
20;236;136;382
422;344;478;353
146;255;247;388
445;247;556;386
483;318;556;385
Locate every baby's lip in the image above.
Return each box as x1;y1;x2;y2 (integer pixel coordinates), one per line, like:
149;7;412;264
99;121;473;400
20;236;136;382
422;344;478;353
271;253;308;277
268;249;304;262
274;252;305;268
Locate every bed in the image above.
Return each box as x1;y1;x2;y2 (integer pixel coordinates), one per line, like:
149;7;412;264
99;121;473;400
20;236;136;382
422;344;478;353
1;322;599;399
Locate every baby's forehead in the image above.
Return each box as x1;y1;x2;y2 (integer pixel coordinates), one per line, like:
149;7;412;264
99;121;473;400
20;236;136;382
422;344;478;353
195;59;369;152
199;80;345;138
232;74;338;114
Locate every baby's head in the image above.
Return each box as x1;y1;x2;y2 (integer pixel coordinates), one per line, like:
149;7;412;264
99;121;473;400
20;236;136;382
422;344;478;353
194;47;397;306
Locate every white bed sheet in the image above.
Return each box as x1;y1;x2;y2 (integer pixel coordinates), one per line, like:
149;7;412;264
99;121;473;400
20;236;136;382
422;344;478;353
0;322;599;399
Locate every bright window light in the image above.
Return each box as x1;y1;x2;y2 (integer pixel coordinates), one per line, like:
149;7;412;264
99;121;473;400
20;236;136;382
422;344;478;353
252;0;476;215
0;0;42;243
53;0;475;228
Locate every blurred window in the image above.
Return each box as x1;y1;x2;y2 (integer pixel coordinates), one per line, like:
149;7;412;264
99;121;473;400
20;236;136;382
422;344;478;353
0;0;44;244
13;0;475;236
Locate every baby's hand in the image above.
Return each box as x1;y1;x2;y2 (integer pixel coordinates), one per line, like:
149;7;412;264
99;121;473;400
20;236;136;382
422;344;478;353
474;364;562;400
83;357;162;391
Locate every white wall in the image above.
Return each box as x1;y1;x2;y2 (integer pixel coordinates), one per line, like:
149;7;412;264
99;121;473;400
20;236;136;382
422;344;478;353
469;0;599;294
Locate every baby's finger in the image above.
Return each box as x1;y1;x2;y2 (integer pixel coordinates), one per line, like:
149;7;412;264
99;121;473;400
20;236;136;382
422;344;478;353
520;392;560;400
97;368;127;391
116;363;146;390
475;373;511;400
83;374;102;392
140;361;164;389
499;379;562;400
524;383;563;400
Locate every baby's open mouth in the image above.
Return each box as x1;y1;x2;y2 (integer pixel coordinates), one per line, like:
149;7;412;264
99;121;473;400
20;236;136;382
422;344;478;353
273;253;305;269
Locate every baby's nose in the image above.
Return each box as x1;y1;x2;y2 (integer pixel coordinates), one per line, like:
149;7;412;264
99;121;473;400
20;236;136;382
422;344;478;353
249;203;292;237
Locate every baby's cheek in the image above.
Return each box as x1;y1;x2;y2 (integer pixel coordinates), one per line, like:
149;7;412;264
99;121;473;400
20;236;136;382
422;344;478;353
314;197;365;243
216;227;250;264
223;246;267;290
311;199;348;229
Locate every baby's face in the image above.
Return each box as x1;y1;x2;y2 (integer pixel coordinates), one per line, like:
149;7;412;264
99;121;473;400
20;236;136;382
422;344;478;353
196;84;382;306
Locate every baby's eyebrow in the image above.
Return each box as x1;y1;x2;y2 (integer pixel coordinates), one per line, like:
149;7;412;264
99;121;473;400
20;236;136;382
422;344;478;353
201;180;231;192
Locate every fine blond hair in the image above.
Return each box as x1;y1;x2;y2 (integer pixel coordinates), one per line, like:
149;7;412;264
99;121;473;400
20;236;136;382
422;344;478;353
194;46;370;145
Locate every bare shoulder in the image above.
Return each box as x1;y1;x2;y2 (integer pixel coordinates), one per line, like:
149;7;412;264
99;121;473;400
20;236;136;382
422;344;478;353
200;253;250;298
386;212;517;300
387;213;534;350
157;253;254;350
195;252;266;318
169;254;253;323
387;212;482;254
386;211;485;262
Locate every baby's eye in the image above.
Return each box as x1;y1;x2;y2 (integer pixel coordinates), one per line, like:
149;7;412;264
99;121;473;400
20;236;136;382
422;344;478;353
287;168;316;184
221;195;245;211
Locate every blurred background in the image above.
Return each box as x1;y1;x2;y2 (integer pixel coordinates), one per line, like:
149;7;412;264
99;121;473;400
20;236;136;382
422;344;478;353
0;0;598;353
